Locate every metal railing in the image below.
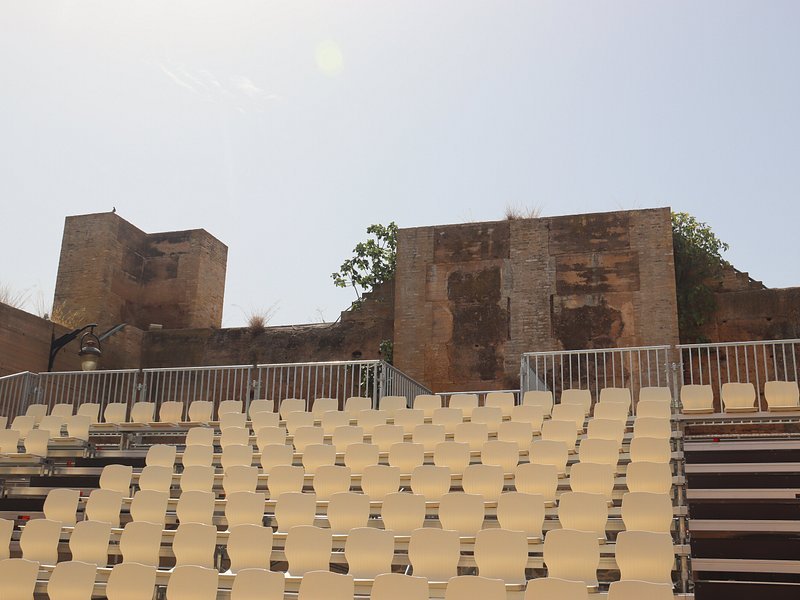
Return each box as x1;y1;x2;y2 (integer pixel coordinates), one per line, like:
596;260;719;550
521;345;675;412
37;369;140;417
379;364;431;407
677;339;800;412
0;371;40;418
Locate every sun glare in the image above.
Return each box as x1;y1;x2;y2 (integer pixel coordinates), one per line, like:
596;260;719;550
315;40;344;76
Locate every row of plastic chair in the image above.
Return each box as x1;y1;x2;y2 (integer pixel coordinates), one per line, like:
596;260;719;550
681;380;799;413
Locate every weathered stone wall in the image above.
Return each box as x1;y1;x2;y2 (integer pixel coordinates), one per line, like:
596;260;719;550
705;287;800;342
394;208;681;392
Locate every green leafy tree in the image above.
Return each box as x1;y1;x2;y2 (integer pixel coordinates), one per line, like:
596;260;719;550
672;212;729;343
332;222;398;302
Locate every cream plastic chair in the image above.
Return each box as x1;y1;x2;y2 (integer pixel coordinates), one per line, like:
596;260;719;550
332;425;364;453
621;491;674;533
528;440;568;477
313;465;352;500
220;412;247;430
388;442;425;472
174;522;218;568
38;415;66;439
182;445;214;469
103;403;127;425
221;444;254;471
680;384;714;414
223;465;259;495
66;415;91;441
25;404;48;424
411;465;451;500
616;530;675;584
146;444;177;468
475;528;528;583
187;400;213;423
23;428;50;457
722;382;757;412
498;421;533;451
640;386;673;404
381;492;426;535
634;417;672;439
176;490;216;525
298;570;354;600
577;438;621;471
454;422;489;451
159;401;184;423
344;443;379;473
225;491;266;529
311;397;338;417
285;412;315;436
279;398;307;419
523;390;554;415
0;518;13;560
413;394;442;418
608;580;674;600
302;443;336;473
0;429;20;453
227;525;273;573
541;419;578;453
251;410;279;431
248;399;274;416
44;488;80;526
413;423;446;452
138;465;174;493
448;394;478;417
255;426;286;449
438;492;485;535
20;518;62;565
486;391;515;417
629;437;672;463
586;418;625;446
260;443;294;472
231;568;285;600
446;575;506;600
51;403;74;418
497;491;545;539
345;527;395;579
166;565;219;600
0;557;39;599
275;492;317;532
514;463;558;504
394;409;425;434
218;400;244;418
525;577;589;599
361;465;401;500
76;402;100;423
10;415;36;437
481;439;520;472
180;465;215;493
285;525;332;576
636;400;672;419
220;426;250;448
321;410;350;436
561;389;592;415
626;461;673;494
409;527;460;582
356;409;388;434
106;562;158;600
371;424;404;452
432;407;464;430
327;491;370;533
129;401;155;424
379;395;409;415
765;380;800;411
100;464;133;493
592;401;629;422
266;465;304;499
599;387;632;413
85;489;123;528
69;520;111;567
551;403;586;431
345;396;372;414
185;426;214;446
130;490;169;526
433;441;471;472
470;406;503;432
557;492;608;540
293;425;324;452
119;520;163;567
569;462;615;502
543;529;600;587
371;573;429;600
463;464;504;501
47;560;97;600
510;404;545;433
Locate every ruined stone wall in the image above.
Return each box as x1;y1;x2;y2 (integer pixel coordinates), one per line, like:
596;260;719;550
394;208;680;392
705;287;800;342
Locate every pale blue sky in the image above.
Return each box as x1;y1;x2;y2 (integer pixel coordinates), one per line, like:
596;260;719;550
1;1;798;327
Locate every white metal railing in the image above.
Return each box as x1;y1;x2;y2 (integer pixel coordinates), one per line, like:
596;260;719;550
0;371;40;418
37;369;140;417
677;339;800;411
379;364;431;407
437;389;522;405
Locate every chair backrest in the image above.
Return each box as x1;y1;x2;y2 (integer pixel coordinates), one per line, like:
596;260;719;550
393;409;425;434
251;411;279;431
344;443;379;473
433;441;471;472
298;570;354;600
166;565;219;600
497;421;533;451
67;415;91;441
301;444;336;474
475;528;528;583
345;396;372;414
453;422;489;451
284;525;332;576
388;442;425;472
412;423;445;452
10;415;35;437
445;575;506;600
181;445;214;470
438;492;485;535
764;380;800;410
0;518;13;560
275;492;317;532
313;465;352;501
220;412;247;431
38;415;66;439
20;518;61;565
378;395;409;415
633;416;672;440
227;524;273;573
481;439;520;472
639;386;673;404
485;391;515;417
522;390;554;415
185;427;214;446
225;491;267;529
621;491;674;533
44;488;80;526
187;401;213;423
514;463;558;504
230;568;285;600
569;462;615;501
146;444;177;468
255;426;286;449
599;387;632;412
586;418;625;445
561;389;592;415
592;401;629;422
119;520;163;567
381;492;426;535
448;394;478;417
629;436;672;463
557;491;609;539
327;491;370;534
344;526;395;578
310;397;338;417
285;411;315;436
497;491;545;538
615;530;675;584
543;529;600;586
371;424;404;452
470;406;503;431
218;400;244;418
524;577;589;600
222;465;259;495
432;407;463;430
370;573;429;600
106;562;158;600
577;438;621;471
25;404;48;424
607;580;675;600
69;520;111;567
138;465;174;493
173;522;218;568
321;410;350;435
292;425;324;452
408;527;460;582
266;465;304;499
180;464;216;494
510;405;544;433
0;557;39;599
129;401;155;424
410;465;451;500
24;428;50;457
221;444;254;471
680;384;714;413
551;403;585;430
0;429;20;453
159;401;184;423
176;489;216;525
47;560;97;600
721;382;757;411
259;443;294;473
360;464;401;500
413;394;442;418
51;403;74;418
220;426;250;448
76;402;101;423
85;489;123;528
248;398;274;417
130;489;169;526
528;440;569;475
635;400;672;419
279;398;307;419
541;419;578;452
462;463;504;501
626;461;673;494
332;425;364;453
356;409;388;434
